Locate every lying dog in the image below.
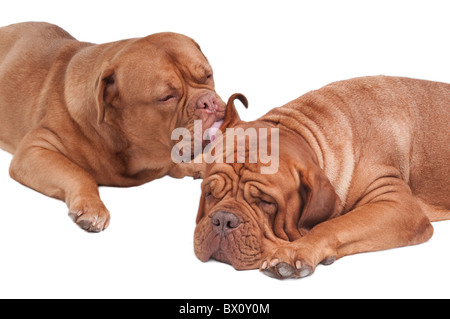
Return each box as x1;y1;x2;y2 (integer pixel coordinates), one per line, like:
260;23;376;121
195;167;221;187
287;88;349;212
0;22;231;232
194;76;450;279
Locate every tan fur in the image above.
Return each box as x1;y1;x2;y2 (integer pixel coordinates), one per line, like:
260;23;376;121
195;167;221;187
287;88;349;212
0;22;226;231
194;76;450;278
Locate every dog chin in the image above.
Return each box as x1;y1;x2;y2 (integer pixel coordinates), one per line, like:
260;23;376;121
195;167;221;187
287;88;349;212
211;250;232;265
211;250;260;271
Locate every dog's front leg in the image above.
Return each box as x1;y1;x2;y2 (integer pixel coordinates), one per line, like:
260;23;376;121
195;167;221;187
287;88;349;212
260;178;434;279
9;129;109;232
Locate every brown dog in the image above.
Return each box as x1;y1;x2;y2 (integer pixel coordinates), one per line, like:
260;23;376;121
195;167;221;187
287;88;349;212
194;76;450;279
0;22;229;232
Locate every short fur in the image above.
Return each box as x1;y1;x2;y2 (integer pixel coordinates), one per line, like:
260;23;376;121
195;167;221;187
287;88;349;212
194;76;450;278
0;22;229;231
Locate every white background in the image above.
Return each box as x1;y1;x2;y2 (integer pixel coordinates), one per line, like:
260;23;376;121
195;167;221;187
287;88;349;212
0;0;449;299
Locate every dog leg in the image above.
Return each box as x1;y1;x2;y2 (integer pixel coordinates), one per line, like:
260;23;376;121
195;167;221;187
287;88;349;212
261;178;434;279
9;129;109;232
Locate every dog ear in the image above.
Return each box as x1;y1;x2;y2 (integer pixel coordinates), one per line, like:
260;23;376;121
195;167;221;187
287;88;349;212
94;66;118;124
220;93;248;129
296;163;341;236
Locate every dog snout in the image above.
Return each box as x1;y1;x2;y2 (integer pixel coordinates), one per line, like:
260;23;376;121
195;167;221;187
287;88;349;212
211;211;241;237
196;92;218;113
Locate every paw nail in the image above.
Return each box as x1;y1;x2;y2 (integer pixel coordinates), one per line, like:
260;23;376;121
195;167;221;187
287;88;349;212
261;261;268;270
295;260;302;269
269;258;279;267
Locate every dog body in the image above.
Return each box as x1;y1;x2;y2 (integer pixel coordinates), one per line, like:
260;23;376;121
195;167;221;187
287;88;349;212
194;76;450;278
0;22;225;231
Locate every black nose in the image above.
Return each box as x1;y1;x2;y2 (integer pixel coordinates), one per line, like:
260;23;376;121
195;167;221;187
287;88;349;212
211;211;241;237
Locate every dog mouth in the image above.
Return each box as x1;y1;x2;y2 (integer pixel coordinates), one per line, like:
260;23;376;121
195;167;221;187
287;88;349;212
194;214;263;270
198;234;262;270
189;91;226;148
204;120;223;143
195;118;224;150
198;113;225;149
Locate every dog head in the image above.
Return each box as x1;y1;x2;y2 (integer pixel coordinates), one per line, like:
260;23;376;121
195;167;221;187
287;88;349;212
194;123;341;270
69;32;233;178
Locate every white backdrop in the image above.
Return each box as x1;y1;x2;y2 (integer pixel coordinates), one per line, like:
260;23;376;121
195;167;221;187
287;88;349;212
0;0;449;298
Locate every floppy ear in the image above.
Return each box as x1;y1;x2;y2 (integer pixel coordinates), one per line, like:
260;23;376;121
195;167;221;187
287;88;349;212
94;66;118;124
220;93;248;129
297;164;341;235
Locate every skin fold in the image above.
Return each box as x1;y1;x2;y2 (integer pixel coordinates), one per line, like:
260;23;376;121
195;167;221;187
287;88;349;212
0;22;229;231
194;76;450;279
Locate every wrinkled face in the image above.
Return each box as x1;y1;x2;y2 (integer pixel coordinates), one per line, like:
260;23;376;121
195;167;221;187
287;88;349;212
194;160;296;270
194;128;341;270
98;32;225;172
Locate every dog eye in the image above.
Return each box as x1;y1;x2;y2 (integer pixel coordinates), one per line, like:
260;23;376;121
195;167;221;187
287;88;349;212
203;74;213;83
159;95;175;102
259;200;277;215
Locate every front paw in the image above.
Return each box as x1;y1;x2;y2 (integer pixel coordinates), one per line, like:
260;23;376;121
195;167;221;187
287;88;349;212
68;199;110;232
260;245;336;279
260;252;314;279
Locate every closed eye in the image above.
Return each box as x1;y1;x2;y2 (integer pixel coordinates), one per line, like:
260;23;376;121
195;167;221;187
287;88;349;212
159;95;175;102
259;200;278;215
203;73;213;83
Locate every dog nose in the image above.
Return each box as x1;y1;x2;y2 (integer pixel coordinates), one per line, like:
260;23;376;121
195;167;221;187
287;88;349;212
196;92;217;113
211;211;241;237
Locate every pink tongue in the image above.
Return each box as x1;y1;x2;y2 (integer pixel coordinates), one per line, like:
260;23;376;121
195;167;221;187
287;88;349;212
207;120;223;142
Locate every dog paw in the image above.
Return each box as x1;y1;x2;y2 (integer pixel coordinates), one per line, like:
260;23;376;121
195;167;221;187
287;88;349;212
260;245;335;279
260;256;314;279
68;199;110;232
